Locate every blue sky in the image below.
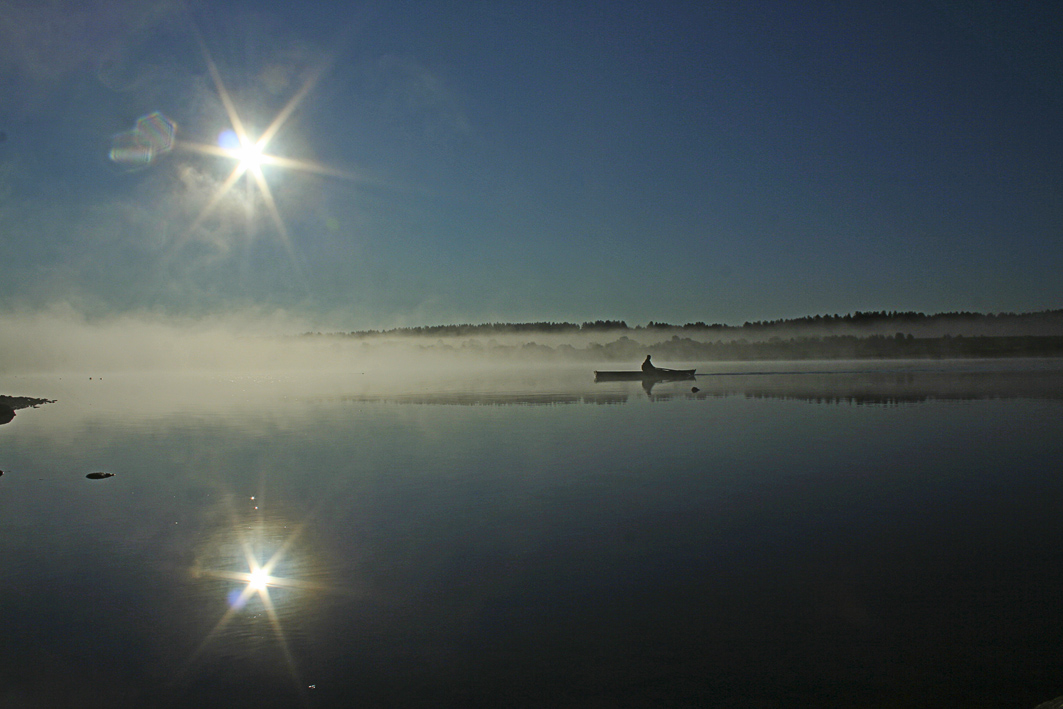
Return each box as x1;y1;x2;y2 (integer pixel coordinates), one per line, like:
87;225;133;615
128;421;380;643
1;0;1060;328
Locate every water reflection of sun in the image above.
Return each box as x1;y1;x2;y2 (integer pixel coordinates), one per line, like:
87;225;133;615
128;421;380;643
181;504;330;695
247;565;271;592
212;524;309;613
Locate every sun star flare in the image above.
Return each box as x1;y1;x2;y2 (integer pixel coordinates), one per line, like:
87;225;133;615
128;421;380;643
170;30;366;285
247;566;272;592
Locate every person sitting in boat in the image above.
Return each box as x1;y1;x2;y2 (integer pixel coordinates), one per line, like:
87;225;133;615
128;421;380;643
642;355;657;373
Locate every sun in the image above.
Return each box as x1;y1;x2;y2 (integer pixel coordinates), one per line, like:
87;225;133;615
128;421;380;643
234;138;265;172
215;128;267;172
175;32;367;270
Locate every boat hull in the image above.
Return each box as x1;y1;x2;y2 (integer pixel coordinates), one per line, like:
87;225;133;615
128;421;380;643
594;369;696;382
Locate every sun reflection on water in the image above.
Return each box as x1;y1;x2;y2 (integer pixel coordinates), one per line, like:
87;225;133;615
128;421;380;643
247;566;271;592
177;502;334;697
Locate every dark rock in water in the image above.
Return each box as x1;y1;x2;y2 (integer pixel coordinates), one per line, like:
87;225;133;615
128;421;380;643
0;396;56;425
691;387;700;393
86;472;115;480
0;469;5;477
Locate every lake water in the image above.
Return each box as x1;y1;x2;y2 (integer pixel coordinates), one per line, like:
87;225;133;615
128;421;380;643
2;360;1063;708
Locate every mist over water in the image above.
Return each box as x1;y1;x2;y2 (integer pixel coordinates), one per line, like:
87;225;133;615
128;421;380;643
2;315;1063;707
4;310;1062;378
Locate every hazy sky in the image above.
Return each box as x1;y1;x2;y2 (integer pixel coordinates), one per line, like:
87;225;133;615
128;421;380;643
1;0;1060;328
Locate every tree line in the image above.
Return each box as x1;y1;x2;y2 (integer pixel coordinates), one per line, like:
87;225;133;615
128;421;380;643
303;309;1063;339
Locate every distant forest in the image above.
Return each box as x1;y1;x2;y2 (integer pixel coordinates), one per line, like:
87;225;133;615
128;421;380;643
309;309;1063;339
302;309;1063;360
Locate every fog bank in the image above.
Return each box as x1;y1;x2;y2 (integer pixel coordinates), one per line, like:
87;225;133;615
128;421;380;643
0;310;323;374
4;308;1063;376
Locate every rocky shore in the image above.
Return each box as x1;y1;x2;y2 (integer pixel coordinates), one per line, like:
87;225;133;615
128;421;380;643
0;395;56;425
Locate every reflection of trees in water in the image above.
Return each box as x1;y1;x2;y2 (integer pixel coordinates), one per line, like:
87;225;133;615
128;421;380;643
326;370;1063;407
690;371;1063;406
651;335;1063;362
740;393;954;406
332;393;633;406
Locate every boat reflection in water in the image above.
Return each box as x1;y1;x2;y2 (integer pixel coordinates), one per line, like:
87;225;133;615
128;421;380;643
594;368;697;394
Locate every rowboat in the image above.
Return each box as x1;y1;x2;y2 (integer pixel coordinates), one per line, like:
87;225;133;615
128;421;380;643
594;368;696;382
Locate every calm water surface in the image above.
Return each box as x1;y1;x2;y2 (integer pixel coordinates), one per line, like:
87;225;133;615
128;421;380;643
2;361;1063;708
